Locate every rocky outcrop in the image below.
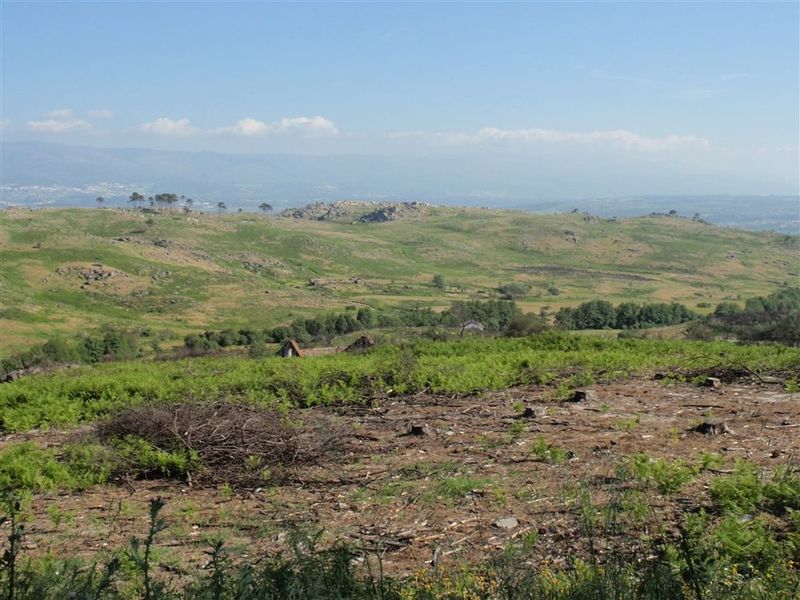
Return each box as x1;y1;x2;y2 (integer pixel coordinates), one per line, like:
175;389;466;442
280;201;428;222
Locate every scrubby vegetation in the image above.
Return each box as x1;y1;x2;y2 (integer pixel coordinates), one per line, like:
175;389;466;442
1;334;798;432
688;287;800;345
0;327;158;377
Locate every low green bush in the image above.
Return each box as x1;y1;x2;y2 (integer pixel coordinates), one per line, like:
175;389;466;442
710;461;800;517
0;443;109;493
621;453;697;494
111;436;200;479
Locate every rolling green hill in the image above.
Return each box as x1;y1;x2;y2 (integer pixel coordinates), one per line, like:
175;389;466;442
1;205;796;352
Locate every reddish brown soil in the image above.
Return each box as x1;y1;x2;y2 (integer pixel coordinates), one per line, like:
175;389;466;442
8;378;799;575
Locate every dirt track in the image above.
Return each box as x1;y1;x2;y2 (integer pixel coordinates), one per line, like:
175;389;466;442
15;378;799;575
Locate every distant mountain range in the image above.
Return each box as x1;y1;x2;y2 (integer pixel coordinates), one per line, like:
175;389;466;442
1;141;797;233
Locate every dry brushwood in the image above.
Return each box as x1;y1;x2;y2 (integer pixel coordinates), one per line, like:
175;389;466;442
97;402;347;485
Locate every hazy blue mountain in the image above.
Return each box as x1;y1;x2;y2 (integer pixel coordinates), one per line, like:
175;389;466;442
2;141;797;233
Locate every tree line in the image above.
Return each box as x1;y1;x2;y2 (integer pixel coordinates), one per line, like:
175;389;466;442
688;287;800;345
0;328;156;377
4;290;795;377
555;300;697;330
183;300;525;355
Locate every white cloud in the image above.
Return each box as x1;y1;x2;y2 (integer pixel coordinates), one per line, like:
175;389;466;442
391;126;710;151
88;109;114;119
213;118;271;136
213;115;339;137
274;116;339;136
26;118;93;133
46;108;74;119
26;108;96;134
137;117;196;136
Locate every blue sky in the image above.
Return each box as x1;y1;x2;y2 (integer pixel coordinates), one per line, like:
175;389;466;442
2;1;798;195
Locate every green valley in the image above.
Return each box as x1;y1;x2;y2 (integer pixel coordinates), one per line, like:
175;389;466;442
1;204;796;352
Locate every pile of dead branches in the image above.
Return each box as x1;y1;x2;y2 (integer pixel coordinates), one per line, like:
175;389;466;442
97;402;346;485
683;362;765;384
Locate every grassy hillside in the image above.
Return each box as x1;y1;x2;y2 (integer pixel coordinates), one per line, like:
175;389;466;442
1;205;796;352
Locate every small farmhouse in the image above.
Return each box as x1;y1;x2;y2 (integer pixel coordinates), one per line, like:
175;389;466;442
277;339;303;357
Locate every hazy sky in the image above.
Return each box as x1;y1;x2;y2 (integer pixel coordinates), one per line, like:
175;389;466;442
2;1;799;194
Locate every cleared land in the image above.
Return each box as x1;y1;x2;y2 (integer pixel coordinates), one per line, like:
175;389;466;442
4;376;797;576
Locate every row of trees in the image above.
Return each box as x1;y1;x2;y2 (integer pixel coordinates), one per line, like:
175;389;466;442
555;300;697;330
183;307;447;354
183;301;528;355
128;192;193;213
2;300;528;373
126;192;274;215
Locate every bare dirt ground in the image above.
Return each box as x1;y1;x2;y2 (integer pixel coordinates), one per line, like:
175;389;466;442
11;378;799;576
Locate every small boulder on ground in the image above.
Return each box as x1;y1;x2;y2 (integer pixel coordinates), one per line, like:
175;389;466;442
702;377;722;388
494;517;519;530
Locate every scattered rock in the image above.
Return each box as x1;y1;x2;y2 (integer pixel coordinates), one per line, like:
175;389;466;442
1;370;25;383
702;377;721;388
401;424;432;437
694;420;733;435
494;517;519;530
1;366;48;383
653;372;667;381
153;238;172;248
520;405;547;419
78;266;121;283
360;206;398;223
567;389;598;403
281;201;428;222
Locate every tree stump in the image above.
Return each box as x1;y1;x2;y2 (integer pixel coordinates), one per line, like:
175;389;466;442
694;420;733;435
